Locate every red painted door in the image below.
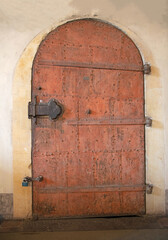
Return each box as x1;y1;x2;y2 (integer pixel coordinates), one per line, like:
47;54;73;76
32;19;145;218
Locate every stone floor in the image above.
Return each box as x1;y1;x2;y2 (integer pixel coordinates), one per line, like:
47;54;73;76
0;229;168;240
0;216;168;240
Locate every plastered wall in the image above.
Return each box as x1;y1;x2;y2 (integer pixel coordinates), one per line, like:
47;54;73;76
0;0;168;218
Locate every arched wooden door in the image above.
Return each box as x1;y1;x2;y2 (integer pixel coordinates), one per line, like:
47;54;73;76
31;19;146;218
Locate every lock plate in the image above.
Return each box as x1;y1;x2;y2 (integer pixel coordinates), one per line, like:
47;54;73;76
28;96;63;123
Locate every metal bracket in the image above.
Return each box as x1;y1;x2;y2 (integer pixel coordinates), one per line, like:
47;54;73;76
28;96;62;123
145;117;152;127
146;183;153;194
144;63;151;74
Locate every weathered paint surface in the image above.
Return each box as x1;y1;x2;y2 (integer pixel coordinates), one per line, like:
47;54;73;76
32;19;145;217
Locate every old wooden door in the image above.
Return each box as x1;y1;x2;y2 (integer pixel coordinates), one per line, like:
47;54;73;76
31;19;146;218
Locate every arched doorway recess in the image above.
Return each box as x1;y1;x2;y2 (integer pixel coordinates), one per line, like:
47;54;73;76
13;18;152;218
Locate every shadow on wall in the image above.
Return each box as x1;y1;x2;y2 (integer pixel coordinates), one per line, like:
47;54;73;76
70;0;168;26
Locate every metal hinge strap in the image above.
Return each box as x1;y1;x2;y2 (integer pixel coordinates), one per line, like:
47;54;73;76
67;117;152;126
38;60;151;73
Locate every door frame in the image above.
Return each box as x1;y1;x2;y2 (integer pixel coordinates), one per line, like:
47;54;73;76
12;17;161;218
